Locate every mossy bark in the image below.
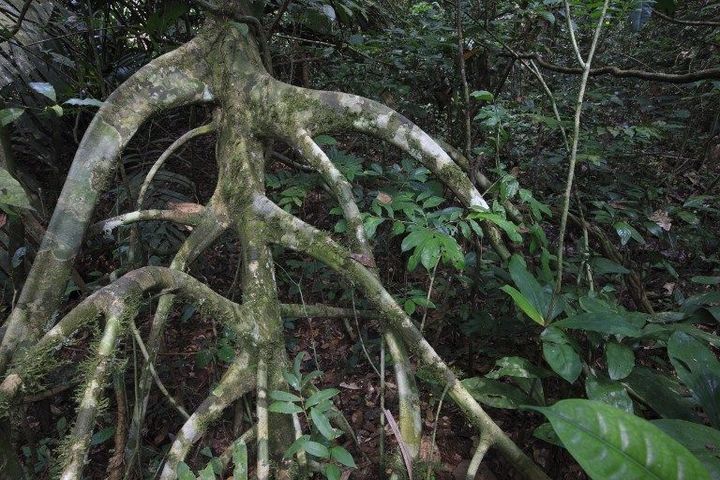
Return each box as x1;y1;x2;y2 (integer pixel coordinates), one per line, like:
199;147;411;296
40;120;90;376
0;14;548;480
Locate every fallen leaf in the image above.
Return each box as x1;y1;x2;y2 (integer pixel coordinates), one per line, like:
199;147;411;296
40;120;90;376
377;191;392;204
663;282;675;295
649;210;672;231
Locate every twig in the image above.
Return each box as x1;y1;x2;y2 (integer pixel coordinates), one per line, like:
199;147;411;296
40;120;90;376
130;321;190;420
456;0;473;160
419;261;438;334
384;409;413;480
137;123;216;208
427;383;450;480
555;0;610;293
653;8;720;27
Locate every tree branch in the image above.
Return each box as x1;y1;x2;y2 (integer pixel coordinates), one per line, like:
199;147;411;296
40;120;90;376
653;9;720;27
508;52;720;83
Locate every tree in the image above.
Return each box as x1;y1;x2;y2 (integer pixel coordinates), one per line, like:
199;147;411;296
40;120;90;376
0;1;549;479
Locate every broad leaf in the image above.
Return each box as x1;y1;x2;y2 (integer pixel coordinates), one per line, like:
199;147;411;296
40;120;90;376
622;367;698;422
653;419;720;480
528;399;710;480
543;342;582;383
541;327;582;383
29;82;56;102
585;374;634;413
553;313;643;338
0;108;24;126
311;407;339;440
64;98;104;107
605;342;635;380
0;168;31;210
305;388;340;407
462;377;534;409
330;445;357;468
500;285;545;326
268;401;303;414
668;332;720;428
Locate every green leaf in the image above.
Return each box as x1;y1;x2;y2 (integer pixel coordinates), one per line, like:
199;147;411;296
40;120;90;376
232;440;248;480
470;90;494;102
500;285;545;326
304;440;330;459
293;351;305;376
668;332;720;428
48;104;63;117
29;82;56;102
270;390;302;402
585;374;634;413
324;463;341;480
283;372;300;390
198;464;215;480
461;377;534;409
591;257;630;275
305;388;340;408
268;401;303;414
528;399;710;480
314;134;337;145
652;419;720;480
691;276;720;285
605;343;635;380
363;216;384;238
0;108;24;126
508;254;560;321
543;342;582;383
621;367;698;422
331;445;357;468
177;462;196;480
311;407;339;440
0;167;32;209
486;356;553;380
90;427;115;446
284;435;311;459
614;221;645;245
533;422;564;447
553;313;643;338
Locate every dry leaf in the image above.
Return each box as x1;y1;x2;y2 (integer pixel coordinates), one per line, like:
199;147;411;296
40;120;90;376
649;210;672;231
663;282;675;296
377;191;392;204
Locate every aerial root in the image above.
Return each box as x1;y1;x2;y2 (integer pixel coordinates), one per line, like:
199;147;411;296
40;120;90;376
160;356;256;480
126;207;228;470
253;194;551;480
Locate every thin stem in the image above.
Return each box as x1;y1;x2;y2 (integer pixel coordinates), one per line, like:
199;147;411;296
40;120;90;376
427;383;450;480
129;321;190;419
563;0;586;67
555;0;610;293
456;0;473;160
420;261;438;334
